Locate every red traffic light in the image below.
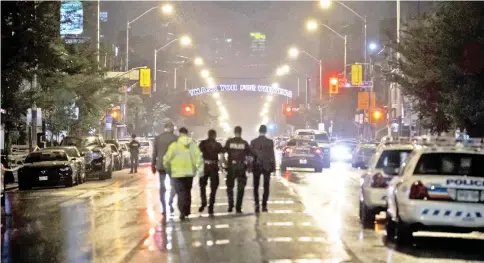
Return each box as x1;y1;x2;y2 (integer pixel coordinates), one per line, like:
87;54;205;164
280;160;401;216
181;104;195;116
329;76;339;94
369;108;385;123
283;104;293;116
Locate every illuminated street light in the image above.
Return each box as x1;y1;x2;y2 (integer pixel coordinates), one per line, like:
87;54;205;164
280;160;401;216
281;64;290;74
200;69;210;78
180;36;192;46
319;0;331;8
369;42;378;51
288;47;299;58
262;117;269;124
276;68;285;76
161;3;174;15
271;82;280;89
194;57;204;65
207;77;215;86
306;20;319;31
216;100;222;106
212;92;220;99
266;96;273;102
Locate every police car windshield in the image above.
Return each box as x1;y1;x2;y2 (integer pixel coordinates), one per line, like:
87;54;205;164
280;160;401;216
414;152;484;177
287;139;318;147
376;150;412;173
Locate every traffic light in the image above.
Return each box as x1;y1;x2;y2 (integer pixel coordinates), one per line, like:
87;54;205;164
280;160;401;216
181;103;195;116
282;104;293;116
111;108;121;121
369;108;385;123
329;76;339;94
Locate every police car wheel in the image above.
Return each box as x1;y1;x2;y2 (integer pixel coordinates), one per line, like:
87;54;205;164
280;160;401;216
359;201;374;228
315;166;323;173
385;215;397;240
395;222;413;246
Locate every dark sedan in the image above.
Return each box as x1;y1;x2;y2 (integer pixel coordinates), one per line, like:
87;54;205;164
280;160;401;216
280;139;324;173
18;149;82;190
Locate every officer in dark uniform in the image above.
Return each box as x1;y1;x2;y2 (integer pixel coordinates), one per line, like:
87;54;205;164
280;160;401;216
129;134;140;173
224;126;251;213
250;125;276;213
198;129;224;215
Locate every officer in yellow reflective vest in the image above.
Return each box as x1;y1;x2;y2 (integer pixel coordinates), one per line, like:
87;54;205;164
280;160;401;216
163;127;202;221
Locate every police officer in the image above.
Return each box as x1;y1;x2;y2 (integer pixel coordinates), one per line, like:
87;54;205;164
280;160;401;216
198;129;224;216
250;125;276;213
129;134;140;173
224;126;251;213
152;122;178;220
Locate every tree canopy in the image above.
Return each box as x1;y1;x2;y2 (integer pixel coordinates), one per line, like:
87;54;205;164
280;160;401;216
392;2;484;136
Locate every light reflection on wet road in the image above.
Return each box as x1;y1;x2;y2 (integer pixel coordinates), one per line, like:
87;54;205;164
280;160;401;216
2;161;484;263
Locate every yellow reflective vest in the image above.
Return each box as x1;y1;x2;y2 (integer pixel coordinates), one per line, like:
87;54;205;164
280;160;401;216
163;135;202;178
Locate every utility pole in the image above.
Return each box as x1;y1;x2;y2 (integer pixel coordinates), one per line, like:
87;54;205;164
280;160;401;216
97;0;100;65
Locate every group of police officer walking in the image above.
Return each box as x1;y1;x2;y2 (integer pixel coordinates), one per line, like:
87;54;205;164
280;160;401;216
151;122;275;222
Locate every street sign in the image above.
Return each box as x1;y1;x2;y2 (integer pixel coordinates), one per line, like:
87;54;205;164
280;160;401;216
351;64;363;86
142;86;151;95
139;68;151;88
105;122;112;131
105;115;113;123
357;92;376;110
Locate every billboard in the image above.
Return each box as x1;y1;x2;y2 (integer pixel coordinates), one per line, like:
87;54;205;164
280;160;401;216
60;1;84;35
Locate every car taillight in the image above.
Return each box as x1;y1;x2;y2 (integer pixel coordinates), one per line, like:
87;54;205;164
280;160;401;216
283;147;292;156
409;181;429;200
371;173;388;188
312;147;321;155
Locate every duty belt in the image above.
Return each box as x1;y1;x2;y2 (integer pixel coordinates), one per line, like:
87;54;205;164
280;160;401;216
204;160;218;164
231;160;244;164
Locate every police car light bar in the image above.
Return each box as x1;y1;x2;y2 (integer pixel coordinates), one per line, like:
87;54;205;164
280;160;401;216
380;136;414;145
415;136;484;150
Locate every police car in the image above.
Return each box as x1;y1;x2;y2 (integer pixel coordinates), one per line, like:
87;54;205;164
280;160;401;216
359;137;415;227
386;137;484;244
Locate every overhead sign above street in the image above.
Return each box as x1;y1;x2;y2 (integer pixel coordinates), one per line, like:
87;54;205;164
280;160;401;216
188;84;293;98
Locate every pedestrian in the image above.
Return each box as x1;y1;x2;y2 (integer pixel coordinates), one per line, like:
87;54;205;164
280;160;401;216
152;122;178;221
163;127;202;221
198;129;224;216
250;125;276;213
224;126;251;213
128;134;140;174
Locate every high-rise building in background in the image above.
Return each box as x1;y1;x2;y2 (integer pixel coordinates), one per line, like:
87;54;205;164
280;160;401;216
249;32;266;58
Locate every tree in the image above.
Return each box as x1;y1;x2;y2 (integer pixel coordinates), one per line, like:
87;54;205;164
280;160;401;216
390;2;484;136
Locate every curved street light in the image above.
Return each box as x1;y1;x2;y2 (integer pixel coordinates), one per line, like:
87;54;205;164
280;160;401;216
126;3;175;71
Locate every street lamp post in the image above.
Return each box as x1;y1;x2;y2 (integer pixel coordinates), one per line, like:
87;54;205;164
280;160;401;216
126;4;174;71
288;47;323;101
153;37;192;93
320;1;366;79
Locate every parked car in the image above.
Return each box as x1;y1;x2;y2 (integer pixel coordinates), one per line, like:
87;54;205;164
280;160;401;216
119;142;131;168
352;144;377;169
46;146;86;184
61;135;113;180
18;149;83;190
138;139;153;163
108;144;123;171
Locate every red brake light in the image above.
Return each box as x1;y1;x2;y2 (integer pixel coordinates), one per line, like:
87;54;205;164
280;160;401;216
371;173;388;188
283;147;292;156
312;147;321;155
409;181;429;200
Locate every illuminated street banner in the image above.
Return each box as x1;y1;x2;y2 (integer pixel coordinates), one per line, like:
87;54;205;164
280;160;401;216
60;1;84;36
188;84;293;98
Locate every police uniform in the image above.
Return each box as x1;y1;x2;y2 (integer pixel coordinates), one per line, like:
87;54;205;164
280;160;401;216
224;137;251;213
129;139;140;173
198;138;224;214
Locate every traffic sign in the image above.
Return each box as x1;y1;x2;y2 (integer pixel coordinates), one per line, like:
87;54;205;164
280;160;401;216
351;64;363;86
139;68;151;88
357;92;376;110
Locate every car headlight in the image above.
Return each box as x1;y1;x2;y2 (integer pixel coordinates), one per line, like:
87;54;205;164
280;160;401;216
59;167;71;172
92;152;102;159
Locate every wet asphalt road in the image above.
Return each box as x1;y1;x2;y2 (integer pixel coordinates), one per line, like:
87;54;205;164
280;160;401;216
2;161;484;263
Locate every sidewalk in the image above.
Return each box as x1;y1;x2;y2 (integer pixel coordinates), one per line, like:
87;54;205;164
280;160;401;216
127;173;352;263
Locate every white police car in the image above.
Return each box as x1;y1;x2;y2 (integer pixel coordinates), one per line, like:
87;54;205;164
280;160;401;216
386;137;484;244
359;137;414;227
